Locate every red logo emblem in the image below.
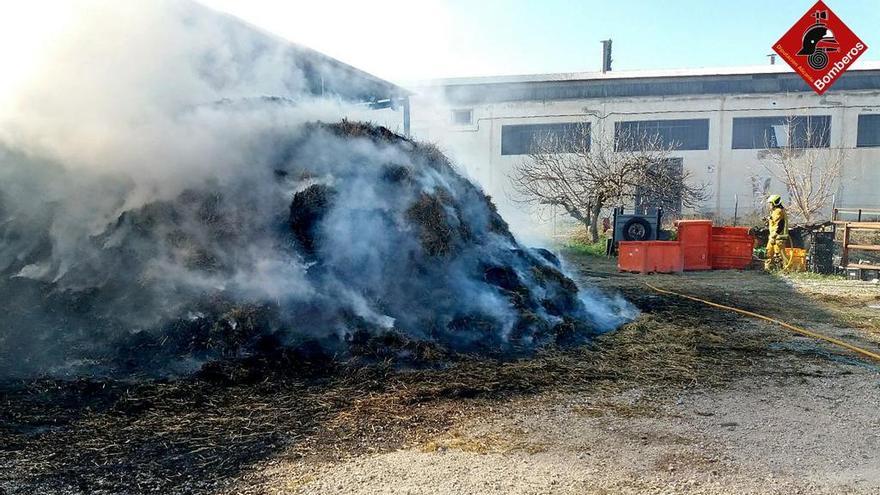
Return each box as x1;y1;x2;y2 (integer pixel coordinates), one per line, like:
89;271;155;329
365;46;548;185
773;0;868;95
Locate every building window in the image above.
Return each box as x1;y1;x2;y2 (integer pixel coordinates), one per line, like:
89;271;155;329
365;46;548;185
500;122;589;156
731;115;830;149
615;119;709;151
451;109;473;125
857;114;880;147
634;158;684;216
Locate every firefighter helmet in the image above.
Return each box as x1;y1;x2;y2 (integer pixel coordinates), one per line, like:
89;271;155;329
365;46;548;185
797;25;828;56
767;194;783;207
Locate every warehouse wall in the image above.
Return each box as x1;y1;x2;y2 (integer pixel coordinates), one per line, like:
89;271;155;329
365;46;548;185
410;87;880;238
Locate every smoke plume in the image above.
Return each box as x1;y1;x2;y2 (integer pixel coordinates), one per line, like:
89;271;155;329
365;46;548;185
0;0;634;378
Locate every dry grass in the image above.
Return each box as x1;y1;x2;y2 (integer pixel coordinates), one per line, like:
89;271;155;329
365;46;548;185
2;253;872;494
0;321;792;494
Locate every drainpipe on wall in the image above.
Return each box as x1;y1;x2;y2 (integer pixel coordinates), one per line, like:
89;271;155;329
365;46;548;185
715;97;726;219
402;96;411;137
833;95;848;211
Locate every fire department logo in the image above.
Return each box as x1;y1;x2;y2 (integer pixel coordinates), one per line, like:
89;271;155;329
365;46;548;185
773;0;868;95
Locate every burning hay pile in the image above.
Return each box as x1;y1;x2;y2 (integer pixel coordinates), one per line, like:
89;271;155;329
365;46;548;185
0;0;634;380
0;120;632;378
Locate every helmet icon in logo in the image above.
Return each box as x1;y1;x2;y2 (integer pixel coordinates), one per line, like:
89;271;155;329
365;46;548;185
797;9;839;70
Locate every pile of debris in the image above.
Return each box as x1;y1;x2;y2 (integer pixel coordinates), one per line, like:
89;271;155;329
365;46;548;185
0;121;631;378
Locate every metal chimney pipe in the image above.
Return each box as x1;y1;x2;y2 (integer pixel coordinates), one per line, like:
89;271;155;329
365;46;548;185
601;39;613;73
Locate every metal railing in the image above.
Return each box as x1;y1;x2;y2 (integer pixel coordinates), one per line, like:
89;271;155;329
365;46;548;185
832;207;880;223
833;208;880;271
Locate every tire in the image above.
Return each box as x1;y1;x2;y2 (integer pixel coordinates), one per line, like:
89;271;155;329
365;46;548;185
622;217;653;241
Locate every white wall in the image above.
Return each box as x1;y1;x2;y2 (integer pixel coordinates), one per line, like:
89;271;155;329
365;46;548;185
409;87;880;237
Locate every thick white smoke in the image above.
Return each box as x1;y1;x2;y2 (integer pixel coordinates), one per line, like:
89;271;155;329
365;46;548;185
2;1;348;195
0;0;373;288
0;0;634;378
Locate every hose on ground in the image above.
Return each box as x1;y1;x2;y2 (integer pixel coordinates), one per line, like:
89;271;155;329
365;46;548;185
645;282;880;363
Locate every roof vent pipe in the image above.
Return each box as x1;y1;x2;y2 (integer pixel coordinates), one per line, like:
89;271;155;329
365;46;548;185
601;39;613;73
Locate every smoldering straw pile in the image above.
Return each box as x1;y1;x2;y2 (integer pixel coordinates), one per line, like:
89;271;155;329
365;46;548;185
0;0;633;379
0;118;633;378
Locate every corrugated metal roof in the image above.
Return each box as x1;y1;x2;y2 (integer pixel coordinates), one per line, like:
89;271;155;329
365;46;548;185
198;1;409;101
414;61;880;104
416;60;880;88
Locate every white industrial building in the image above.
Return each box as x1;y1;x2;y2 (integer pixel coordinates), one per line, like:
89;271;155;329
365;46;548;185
408;62;880;236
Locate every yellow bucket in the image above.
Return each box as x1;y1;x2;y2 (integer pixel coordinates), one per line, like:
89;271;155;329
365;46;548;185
783;248;806;272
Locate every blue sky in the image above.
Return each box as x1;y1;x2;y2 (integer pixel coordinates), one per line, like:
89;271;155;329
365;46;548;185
451;0;880;73
202;0;879;82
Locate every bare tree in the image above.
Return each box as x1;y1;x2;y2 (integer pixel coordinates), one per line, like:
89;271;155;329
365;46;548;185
510;120;708;242
759;116;847;223
749;174;772;212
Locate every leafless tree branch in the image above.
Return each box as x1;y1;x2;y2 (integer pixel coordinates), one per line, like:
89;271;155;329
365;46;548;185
759;116;846;223
509;118;709;242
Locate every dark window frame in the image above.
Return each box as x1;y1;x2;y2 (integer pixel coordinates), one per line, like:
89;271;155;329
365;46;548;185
614;119;710;151
857;114;880;148
500;122;589;156
731;115;831;149
451;109;473;125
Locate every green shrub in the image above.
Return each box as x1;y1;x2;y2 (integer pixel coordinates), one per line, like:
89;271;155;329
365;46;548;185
564;238;608;257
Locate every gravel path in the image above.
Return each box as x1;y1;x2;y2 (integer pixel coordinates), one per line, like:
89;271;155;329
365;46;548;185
271;260;880;495
292;361;880;494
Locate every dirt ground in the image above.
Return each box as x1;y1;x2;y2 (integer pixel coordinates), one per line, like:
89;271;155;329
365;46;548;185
2;253;879;494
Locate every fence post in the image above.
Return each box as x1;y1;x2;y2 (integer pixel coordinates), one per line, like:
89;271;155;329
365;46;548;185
733;194;738;226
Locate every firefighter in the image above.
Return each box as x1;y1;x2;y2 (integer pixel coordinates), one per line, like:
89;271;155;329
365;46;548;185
764;194;789;270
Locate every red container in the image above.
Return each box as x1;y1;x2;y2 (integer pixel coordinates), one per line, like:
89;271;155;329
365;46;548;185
712;226;751;238
618;241;684;274
675;220;712;271
710;235;755;270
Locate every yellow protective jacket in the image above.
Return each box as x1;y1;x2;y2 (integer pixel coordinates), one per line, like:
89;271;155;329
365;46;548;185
768;206;788;241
